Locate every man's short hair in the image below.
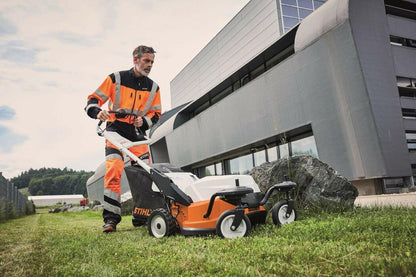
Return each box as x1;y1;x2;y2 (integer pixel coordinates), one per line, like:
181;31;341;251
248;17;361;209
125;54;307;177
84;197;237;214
133;45;156;59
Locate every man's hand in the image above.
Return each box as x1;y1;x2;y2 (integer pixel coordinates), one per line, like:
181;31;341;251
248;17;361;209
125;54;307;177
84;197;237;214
97;110;110;122
134;116;143;128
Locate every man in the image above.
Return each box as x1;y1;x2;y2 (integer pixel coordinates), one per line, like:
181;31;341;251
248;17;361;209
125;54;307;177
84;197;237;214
85;45;161;232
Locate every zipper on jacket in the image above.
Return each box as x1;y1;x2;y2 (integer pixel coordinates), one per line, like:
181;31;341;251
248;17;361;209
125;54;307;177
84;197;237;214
130;90;138;123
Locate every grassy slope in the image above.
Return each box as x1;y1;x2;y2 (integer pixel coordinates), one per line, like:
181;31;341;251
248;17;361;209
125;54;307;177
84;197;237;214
0;207;415;276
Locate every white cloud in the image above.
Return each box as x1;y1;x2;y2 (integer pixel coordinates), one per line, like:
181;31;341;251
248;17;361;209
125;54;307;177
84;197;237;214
0;0;250;178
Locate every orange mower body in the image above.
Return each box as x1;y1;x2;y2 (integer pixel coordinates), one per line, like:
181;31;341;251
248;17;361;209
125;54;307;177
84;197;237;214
172;199;267;235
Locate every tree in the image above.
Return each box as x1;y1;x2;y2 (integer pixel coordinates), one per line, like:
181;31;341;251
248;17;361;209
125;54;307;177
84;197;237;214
18;168;93;196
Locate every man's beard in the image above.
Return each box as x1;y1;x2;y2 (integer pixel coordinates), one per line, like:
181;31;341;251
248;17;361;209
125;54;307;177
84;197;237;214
136;65;150;77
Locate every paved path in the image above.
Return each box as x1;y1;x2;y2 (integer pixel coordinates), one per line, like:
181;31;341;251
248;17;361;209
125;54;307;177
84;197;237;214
355;192;416;208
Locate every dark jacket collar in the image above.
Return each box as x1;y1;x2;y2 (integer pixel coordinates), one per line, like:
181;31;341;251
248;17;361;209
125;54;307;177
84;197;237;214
129;67;147;81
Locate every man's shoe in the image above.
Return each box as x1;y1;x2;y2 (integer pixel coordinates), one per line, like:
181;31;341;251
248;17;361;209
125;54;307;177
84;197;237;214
103;221;117;233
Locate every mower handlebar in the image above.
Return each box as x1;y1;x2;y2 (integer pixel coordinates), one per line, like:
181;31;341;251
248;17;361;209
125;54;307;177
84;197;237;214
96;110;140;136
108;110;138;119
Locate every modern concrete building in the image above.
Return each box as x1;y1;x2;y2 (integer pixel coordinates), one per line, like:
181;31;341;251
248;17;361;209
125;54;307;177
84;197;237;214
150;0;416;195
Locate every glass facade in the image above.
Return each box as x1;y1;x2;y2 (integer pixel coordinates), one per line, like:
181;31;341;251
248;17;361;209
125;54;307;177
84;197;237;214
408;143;416;152
397;76;416;88
228;153;254;175
198;162;223;177
280;0;327;32
280;143;289;158
254;149;267;166
194;133;319;177
291;136;319;158
406;132;416;152
267;145;278;162
390;35;416;49
406;133;416;141
205;164;215;176
215;162;223;175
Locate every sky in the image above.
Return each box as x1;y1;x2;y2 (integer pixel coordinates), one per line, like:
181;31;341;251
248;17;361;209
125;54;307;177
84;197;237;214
0;0;250;179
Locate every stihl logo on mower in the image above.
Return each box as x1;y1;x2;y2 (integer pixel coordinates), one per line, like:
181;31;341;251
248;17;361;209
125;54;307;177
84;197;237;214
134;207;151;216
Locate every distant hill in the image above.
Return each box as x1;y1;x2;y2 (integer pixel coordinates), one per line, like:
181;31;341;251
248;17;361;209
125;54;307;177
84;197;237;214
9;168;94;196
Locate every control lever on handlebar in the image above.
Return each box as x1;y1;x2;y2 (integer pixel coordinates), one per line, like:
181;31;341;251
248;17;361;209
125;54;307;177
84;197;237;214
96;110;140;137
109;110;138;119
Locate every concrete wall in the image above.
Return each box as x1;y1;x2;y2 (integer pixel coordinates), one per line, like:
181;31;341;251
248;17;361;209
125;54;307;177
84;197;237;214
348;0;411;178
387;14;416;40
170;0;281;108
391;46;416;78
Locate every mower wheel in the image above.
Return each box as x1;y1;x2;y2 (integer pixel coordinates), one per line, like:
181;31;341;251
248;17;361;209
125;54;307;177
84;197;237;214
147;208;177;238
216;210;251;239
272;200;297;226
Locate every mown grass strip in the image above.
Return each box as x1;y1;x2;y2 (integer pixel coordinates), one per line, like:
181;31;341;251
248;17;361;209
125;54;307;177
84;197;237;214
1;207;415;276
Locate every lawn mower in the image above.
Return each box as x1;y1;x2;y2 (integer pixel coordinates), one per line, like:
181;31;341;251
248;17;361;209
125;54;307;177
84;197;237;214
97;111;297;238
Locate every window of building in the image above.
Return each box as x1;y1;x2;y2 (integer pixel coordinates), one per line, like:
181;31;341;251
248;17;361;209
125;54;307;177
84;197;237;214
227;153;254;175
390;35;416;48
402;108;416;119
390;35;406;46
205;164;215;176
291;136;319;158
313;0;325;8
409;39;416;48
397;76;416;98
251;64;266;80
211;85;233;105
385;0;416;21
280;0;327;32
280;143;289;158
241;74;251;86
233;79;241;91
265;45;294;70
192;133;318;177
397;76;413;88
406;131;416;152
198;162;223;177
281;0;297;5
399;88;416;98
298;0;313;9
406;132;416;142
253;149;267;166
215;162;223;175
283;16;299;29
267;145;279;162
407;143;416;152
282;5;298;17
192;101;210;117
299;8;313;18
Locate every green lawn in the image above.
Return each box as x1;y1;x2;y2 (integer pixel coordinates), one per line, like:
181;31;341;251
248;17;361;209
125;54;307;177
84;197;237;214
0;207;415;276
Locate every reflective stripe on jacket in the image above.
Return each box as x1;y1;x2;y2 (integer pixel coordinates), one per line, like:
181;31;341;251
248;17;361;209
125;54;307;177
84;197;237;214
85;68;161;131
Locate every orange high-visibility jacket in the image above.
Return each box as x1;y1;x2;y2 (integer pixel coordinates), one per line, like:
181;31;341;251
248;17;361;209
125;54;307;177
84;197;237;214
85;68;161;141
